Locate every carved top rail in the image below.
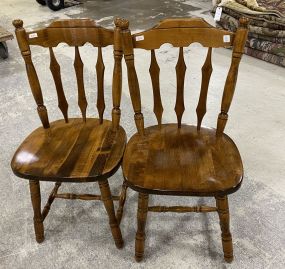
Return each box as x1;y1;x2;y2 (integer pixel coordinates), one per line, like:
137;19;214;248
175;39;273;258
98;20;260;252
132;18;234;50
23;19;114;48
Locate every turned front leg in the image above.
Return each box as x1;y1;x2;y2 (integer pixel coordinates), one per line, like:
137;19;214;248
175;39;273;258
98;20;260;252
29;180;44;243
98;180;124;249
135;192;149;262
216;195;233;263
116;181;128;225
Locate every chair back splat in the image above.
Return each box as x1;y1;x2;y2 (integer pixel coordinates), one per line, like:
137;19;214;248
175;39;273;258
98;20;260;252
117;17;249;135
12;18;123;130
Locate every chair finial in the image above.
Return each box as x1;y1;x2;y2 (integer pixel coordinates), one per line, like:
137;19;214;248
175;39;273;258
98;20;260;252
114;18;129;30
239;17;249;28
13;19;23;29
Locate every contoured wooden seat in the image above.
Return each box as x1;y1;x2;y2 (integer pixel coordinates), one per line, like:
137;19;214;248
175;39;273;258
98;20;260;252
116;17;249;262
123;124;243;196
11;18;125;248
12;118;126;181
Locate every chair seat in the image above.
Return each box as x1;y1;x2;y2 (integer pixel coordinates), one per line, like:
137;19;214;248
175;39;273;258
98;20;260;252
11;118;126;182
122;124;243;196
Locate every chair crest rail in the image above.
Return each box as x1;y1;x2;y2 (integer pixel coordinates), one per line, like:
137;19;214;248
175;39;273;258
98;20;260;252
132;18;234;50
25;19;114;48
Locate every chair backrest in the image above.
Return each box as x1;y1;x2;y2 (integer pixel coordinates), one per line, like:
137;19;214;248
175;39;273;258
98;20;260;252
118;17;249;136
12;18;123;130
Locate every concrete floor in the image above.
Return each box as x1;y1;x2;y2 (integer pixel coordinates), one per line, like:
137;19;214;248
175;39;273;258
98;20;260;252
0;0;285;268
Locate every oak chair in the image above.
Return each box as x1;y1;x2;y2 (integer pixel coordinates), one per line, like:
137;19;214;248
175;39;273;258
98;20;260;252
117;17;249;262
11;18;125;248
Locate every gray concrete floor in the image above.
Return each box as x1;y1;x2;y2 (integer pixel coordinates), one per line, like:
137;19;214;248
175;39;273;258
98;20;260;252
0;0;285;268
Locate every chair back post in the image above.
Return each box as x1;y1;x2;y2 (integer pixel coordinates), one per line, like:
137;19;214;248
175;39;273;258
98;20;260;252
112;18;124;131
13;19;50;129
216;17;249;136
118;18;145;136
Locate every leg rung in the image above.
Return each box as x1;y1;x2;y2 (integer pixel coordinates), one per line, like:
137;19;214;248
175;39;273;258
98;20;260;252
55;193;120;201
41;184;120;221
42;182;61;220
148;205;217;213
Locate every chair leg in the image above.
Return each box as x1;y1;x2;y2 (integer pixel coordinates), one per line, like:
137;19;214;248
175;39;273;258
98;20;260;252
29;180;44;243
98;179;124;249
135;192;149;262
116;181;128;225
216;195;233;263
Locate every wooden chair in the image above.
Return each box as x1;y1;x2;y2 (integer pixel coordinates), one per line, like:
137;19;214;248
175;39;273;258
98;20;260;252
116;17;249;262
11;18;125;249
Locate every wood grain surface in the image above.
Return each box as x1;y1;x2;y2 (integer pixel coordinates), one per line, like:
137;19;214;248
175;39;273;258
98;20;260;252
123;124;243;196
11;118;126;182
